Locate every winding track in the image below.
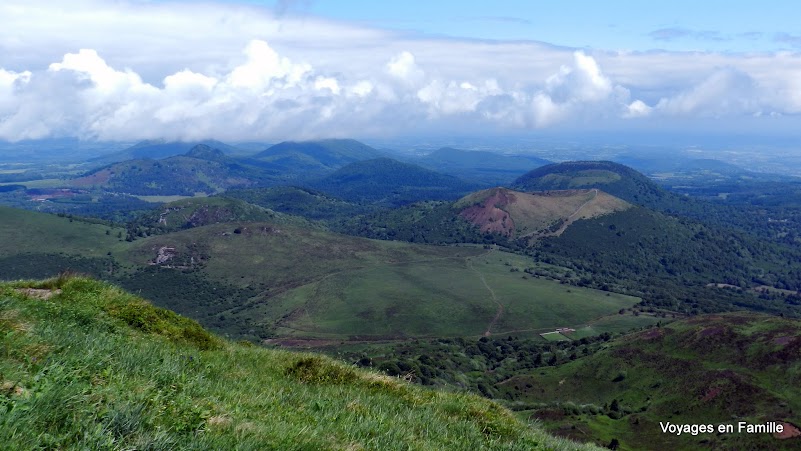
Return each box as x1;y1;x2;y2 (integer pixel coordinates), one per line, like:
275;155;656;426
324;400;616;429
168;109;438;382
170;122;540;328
467;250;504;337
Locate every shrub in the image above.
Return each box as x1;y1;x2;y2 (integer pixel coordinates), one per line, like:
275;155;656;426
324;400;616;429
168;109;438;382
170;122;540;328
285;356;357;384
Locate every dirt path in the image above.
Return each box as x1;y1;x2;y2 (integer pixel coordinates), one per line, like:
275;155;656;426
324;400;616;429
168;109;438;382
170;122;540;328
467;250;504;337
519;188;599;240
551;188;598;236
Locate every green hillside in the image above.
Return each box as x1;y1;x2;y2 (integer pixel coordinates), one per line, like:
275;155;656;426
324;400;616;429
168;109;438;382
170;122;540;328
253;139;384;172
0;206;123;257
225;186;373;221
0;206;125;280
536;206;801;317
73;146;282;196
499;313;801;450
0;206;640;343
338;187;801;319
310;158;479;206
119;223;639;340
0;275;599;450
124;196;312;237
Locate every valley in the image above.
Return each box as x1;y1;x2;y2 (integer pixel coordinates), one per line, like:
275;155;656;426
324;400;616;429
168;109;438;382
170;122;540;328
2;138;801;450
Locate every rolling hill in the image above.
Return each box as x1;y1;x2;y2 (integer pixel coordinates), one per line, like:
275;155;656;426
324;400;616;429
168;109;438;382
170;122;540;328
119;221;640;341
125;196;313;236
0;206;123;257
0;205;642;343
224;186;373;221
512;161;665;208
90;139;243;164
499;312;801;450
252;139;384;172
71;145;282;196
0;206;126;282
342;182;801;319
508;160;801;245
309;157;479;206
0;275;598;450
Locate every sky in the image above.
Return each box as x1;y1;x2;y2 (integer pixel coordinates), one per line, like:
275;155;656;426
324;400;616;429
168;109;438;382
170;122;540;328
1;0;800;142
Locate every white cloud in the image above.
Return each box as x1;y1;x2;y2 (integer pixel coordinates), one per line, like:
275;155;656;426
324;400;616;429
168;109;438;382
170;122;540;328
0;0;800;141
545;52;612;103
386;51;425;85
0;69;30;113
655;67;773;117
228;40;311;90
625;100;652;118
348;81;374;97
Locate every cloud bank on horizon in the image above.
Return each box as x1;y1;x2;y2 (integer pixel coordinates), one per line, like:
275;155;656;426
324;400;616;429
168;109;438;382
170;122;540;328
1;0;800;142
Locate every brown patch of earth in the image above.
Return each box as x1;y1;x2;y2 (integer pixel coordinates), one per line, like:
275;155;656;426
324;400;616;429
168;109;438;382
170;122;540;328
639;328;665;340
26;188;87;201
773;336;796;345
776;422;801;439
699;326;726;337
14;288;62;300
71;168;112;187
459;189;516;236
1;381;28;397
701;386;722;402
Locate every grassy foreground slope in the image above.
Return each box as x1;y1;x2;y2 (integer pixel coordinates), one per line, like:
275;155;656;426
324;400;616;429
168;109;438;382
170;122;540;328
0;276;598;450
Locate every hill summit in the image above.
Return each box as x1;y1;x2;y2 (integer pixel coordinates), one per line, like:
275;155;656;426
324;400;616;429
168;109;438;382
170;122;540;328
253;139;383;171
184;144;228;162
512;161;665;207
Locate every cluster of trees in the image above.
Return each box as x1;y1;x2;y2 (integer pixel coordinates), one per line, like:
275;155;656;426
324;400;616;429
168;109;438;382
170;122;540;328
344;333;618;396
337;201;504;246
118;266;269;340
0;253;117;281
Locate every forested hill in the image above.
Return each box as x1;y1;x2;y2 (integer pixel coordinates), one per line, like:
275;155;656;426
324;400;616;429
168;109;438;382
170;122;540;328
510;160;795;239
72;152;280;196
89;139;241;164
252;139;384;171
309;157;479;206
512;161;665;208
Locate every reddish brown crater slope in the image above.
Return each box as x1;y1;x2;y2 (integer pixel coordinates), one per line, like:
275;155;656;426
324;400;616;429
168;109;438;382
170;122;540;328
459;189;517;236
